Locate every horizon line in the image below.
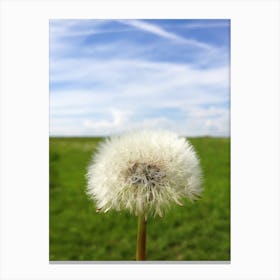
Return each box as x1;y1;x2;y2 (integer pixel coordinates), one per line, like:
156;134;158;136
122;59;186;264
49;135;230;138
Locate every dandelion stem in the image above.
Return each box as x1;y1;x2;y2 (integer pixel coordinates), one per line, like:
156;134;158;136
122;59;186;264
136;214;147;260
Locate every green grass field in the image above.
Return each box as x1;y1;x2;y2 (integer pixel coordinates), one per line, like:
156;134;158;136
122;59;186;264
49;137;230;261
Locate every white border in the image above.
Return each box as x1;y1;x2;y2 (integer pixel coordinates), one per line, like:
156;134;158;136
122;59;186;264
1;0;279;279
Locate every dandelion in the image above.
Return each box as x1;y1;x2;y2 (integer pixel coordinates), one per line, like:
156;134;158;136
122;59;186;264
86;129;202;260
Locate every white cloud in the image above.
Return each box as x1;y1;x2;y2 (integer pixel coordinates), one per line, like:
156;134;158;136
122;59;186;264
83;109;132;133
50;58;229;92
50;110;229;137
50;57;229;136
172;21;230;30
118;19;214;50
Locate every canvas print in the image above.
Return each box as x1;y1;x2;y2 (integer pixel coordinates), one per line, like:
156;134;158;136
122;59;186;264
49;19;230;261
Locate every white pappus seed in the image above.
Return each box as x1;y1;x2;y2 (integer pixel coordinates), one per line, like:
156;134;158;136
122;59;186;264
86;129;203;218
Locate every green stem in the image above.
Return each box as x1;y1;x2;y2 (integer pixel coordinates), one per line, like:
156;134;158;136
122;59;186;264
136;214;147;260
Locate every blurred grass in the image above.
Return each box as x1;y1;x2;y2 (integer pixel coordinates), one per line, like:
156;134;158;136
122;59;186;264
49;137;230;261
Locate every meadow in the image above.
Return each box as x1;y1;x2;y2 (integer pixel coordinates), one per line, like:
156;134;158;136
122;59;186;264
49;137;230;261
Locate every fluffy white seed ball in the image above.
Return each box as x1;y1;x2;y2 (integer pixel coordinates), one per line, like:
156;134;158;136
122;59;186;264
86;130;202;217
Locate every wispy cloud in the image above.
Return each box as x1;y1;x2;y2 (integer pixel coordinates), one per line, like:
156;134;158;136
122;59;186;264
118;19;214;50
170;21;230;30
50;19;230;136
50;58;229;136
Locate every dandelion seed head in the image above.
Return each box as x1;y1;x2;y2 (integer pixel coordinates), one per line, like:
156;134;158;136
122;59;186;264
86;130;203;217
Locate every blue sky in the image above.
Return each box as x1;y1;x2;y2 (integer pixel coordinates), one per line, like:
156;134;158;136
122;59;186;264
50;19;230;136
